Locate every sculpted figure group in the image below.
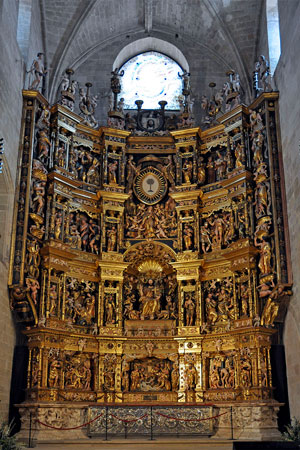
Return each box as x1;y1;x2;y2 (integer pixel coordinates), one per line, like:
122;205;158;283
123;273;178;322
200;209;241;253
68;146;100;185
209;358;235;389
121;358;178;392
126;199;177;240
205;279;235;325
67;212;100;254
64;278;96;327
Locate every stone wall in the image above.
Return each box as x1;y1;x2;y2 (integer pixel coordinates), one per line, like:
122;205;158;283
0;0;44;420
273;0;300;419
256;0;269;64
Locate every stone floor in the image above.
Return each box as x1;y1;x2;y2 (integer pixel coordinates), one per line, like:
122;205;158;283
31;438;233;449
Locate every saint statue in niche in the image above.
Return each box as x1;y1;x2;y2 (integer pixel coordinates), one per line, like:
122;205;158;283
138;278;161;320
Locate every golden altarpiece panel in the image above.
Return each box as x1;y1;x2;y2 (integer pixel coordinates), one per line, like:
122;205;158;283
8;77;292;439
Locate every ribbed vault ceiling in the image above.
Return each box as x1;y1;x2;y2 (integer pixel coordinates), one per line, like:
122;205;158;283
41;0;264;123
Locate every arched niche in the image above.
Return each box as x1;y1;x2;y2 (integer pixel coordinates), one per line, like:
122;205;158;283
123;241;178;329
113;37;189;73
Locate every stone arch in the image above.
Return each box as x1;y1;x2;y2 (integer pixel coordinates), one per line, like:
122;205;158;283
113;37;189;72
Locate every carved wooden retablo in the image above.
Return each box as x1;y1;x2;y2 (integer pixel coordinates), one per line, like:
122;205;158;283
9;90;292;429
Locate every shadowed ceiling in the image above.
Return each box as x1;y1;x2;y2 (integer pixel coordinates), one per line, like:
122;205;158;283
41;0;264;124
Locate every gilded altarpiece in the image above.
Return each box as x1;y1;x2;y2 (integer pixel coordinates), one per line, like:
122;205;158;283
9;91;292;439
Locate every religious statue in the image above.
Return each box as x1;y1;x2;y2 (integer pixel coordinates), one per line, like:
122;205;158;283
208;214;226;248
216;288;230;322
255;55;272;92
126;155;138;192
32;181;46;216
79;84;99;128
30;349;40;387
235;143;245;168
124;296;140;320
25;239;41;278
249;110;263;135
185;363;198;390
240;356;252;388
232;72;241;93
108;160;118;184
260;357;268;387
86;158;100;185
80;215;90;251
215;151;227;180
171;363;179;390
110;68;124;93
74;293;95;326
28;53;47;91
89;220;100;254
207;156;216;184
25;277;40;304
223;212;235;244
252;131;264;166
184;293;195;326
220;358;235;388
106;226;117;251
200;222;212;253
55;144;65;168
182;159;193;184
54;211;62;240
178;70;191;94
240;284;249;317
165;295;177;319
105;294;116;325
103;356;116;391
117;97;125;113
210;364;220;389
37;130;51;164
69;224;82;250
255;237;272;276
48;359;61;388
140;206;157;239
130;364;141;391
121;361;130;392
197;156;206;185
254;178;271;217
159;155;176;188
206;292;218;324
49;284;58;316
183;223;194;251
125;202;177;240
224;293;235;321
260;296;279;327
139;278;161;320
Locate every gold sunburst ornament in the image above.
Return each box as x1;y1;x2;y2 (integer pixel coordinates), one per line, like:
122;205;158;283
137;259;163;274
133;166;167;205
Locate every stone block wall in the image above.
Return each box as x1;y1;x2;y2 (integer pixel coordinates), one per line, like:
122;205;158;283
0;0;44;420
273;0;300;419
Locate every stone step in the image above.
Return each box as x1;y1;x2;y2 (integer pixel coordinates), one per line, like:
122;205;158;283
32;438;233;450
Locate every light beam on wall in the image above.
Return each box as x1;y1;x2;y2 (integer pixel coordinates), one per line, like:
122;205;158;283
266;0;281;75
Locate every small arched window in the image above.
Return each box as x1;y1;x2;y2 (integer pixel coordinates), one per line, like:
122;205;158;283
119;51;183;110
266;0;281;75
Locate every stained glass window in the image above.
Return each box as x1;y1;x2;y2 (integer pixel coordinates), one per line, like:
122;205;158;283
119;51;183;110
